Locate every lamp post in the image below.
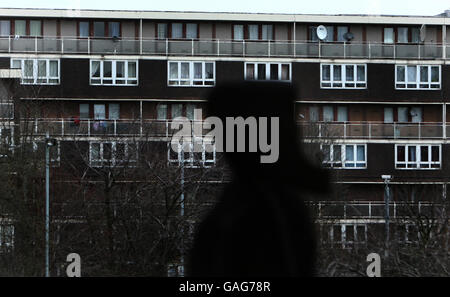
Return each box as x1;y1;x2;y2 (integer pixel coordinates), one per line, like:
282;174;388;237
45;132;57;277
381;175;393;258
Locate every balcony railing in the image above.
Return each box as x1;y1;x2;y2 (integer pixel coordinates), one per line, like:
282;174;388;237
0;36;448;59
11;119;450;140
308;201;444;219
299;121;446;140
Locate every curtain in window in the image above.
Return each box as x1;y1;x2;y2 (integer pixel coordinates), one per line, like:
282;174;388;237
116;61;125;78
324;26;334;42
157;104;167;120
410;107;422;123
257;64;266;80
411;28;420;43
109;22;120;38
94;104;106;120
171;104;182;119
384;107;394;123
248;25;258;40
333;65;342;81
430;67;439;83
109;104;120;120
261;25;273;40
24;60;34;77
407;66;416;82
398;27;408;43
186;23;197;39
128;62;137;78
397;107;408;122
309;26;318;42
337;106;348;122
281;64;290;80
419;66;428;82
408;146;416;161
337;26;348;42
103;61;112;77
205;63;214;79
345;65;354;81
157;23;167;39
322;65;330;81
309;107;319;122
0;20;10;36
171;23;183;38
246;64;255;80
396;66;405;82
180;63;189;79
194;63;202;79
186;104;195;120
345;145;354;161
384;28;394;43
91;61;100;77
37;60;46;77
79;22;89;37
169;62;178;79
11;59;21;69
323;106;334;122
30;20;41;36
333;145;341;162
356;146;365;161
356;65;365;81
233;25;244;40
14;20;26;36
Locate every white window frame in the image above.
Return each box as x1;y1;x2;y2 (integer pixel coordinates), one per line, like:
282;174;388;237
89;142;138;167
168;61;215;87
395;144;441;170
244;62;291;82
321;143;367;169
395;65;441;90
328;224;367;248
11;58;60;85
320;64;367;89
90;60;138;86
168;141;216;168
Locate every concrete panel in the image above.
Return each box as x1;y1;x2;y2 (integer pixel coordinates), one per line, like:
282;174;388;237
43;19;57;37
294;24;308;41
275;23;288;41
61;20;76;37
200;23;212;39
366;26;381;43
142;22;155;38
216;23;231;40
122;21;136;38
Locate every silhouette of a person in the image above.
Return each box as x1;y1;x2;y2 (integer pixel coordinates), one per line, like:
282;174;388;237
188;82;330;277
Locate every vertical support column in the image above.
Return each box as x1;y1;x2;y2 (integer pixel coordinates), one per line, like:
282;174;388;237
442;25;446;59
139;19;143;55
140;100;143;137
293;21;296;57
443;103;446;139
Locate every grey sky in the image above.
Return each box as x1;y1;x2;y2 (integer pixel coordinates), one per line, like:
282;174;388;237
0;0;449;16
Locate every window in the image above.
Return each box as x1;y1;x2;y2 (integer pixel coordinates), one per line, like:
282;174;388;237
14;20;26;36
157;23;168;39
109;103;120;120
94;104;106;120
327;224;367;248
157;104;168;120
397;27;408;43
384;28;394;43
0;224;14;250
171;23;183;39
384;107;394;123
90;142;138;167
186;23;198;39
395;65;440;89
245;63;291;81
0;20;10;36
169;141;216;168
233;25;244;40
337;106;348;122
11;59;60;85
321;144;367;168
94;22;105;37
233;24;273;40
108;22;120;38
395;144;441;169
309;25;335;42
79;104;89;119
0;103;13;119
171;103;183;119
321;64;366;88
309;106;319;122
168;61;215;86
79;21;89;38
395;106;423;123
322;106;334;122
90;60;138;86
337;26;349;42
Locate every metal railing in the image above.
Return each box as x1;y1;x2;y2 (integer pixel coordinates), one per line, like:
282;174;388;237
12;119;450;139
308;201;444;219
0;36;448;59
299;121;445;139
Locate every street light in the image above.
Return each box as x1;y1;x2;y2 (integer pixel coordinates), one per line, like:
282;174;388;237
45;132;57;277
381;175;393;258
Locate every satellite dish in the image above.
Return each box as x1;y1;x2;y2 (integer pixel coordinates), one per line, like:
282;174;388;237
420;24;426;42
316;25;328;40
343;32;354;41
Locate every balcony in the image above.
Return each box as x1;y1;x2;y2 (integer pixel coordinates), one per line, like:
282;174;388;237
0;36;448;59
299;122;446;140
308;201;444;219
